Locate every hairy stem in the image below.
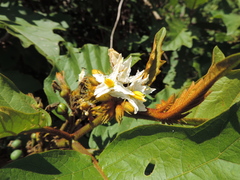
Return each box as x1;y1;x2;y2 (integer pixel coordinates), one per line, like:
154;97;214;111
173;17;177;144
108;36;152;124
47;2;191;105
72;140;108;180
72;115;103;141
22;126;73;141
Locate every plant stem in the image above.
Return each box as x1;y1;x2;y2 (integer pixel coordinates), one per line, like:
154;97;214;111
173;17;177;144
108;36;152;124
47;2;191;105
72;140;108;180
21;126;73;141
110;0;124;48
72;115;103;141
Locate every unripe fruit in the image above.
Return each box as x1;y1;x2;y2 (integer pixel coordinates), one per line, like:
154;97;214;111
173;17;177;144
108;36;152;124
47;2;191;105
60;89;70;98
31;133;36;139
10;149;23;160
10;139;22;149
56;103;68;115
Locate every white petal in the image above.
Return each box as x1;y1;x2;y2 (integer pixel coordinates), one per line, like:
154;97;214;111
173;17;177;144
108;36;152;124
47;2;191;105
78;68;86;83
127;98;147;114
115;84;133;94
93;74;105;83
94;84;110;97
118;56;132;83
108;48;123;68
127;98;139;114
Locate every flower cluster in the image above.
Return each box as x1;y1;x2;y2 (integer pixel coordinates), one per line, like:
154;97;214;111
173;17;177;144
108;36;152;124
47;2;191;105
91;49;155;114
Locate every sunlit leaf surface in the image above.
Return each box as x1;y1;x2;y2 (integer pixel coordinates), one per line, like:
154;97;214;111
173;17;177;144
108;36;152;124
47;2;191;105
0;74;51;138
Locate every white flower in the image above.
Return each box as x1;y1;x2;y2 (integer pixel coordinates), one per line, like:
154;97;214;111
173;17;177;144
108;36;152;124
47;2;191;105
92;48;155;114
108;48;132;83
124;72;155;113
93;72;133;100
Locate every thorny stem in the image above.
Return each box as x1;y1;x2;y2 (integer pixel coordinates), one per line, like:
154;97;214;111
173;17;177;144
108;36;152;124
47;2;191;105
72;115;104;141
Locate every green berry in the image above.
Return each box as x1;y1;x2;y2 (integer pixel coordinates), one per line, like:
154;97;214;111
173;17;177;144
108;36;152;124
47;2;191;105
60;89;70;98
10;149;23;160
31;133;36;139
10;139;22;149
56;103;68;115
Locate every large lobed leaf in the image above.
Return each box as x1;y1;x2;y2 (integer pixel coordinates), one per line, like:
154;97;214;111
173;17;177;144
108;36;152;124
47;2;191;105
97;70;240;179
162;18;195;51
187;70;240;119
98;104;240;179
0;6;64;63
213;11;240;35
0;74;51;138
0;150;103;180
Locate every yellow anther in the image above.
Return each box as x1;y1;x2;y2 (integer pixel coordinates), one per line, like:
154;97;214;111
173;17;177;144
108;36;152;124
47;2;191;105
132;91;146;101
104;78;115;88
92;69;104;74
96;94;112;102
121;101;135;114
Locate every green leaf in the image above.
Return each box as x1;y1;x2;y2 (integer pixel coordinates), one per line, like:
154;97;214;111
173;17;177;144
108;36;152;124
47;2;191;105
213;12;240;35
126;53;143;67
96;67;240;179
0;150;104;180
0;73;51;138
163;18;195;51
89;117;158;150
0;73;37;113
0;6;64;63
143;27;166;86
187;70;240;119
99;103;240;179
0;107;51;138
211;46;225;64
44;43;110;109
89;122;119;149
162;51;179;86
184;0;209;9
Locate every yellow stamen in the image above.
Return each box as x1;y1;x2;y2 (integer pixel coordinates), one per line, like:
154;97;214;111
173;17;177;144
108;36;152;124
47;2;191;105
96;94;112;102
88;76;99;86
132;91;146;101
121;101;135;114
105;78;115;88
92;69;104;74
115;104;124;123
